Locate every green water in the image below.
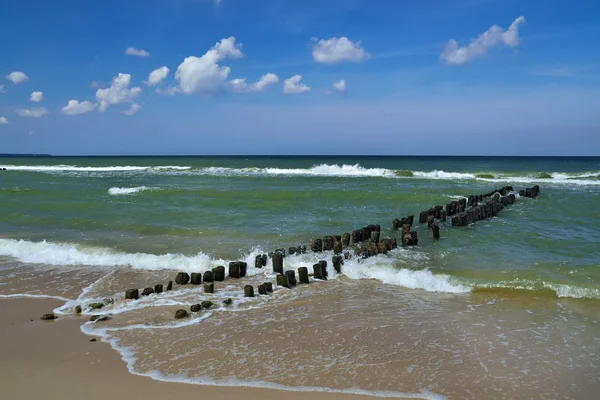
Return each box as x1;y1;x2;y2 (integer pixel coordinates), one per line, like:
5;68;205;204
1;156;599;298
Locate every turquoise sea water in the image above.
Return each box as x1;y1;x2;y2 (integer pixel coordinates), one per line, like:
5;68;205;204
1;156;599;298
2;156;600;398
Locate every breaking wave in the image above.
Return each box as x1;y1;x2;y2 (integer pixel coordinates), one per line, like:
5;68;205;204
108;186;157;195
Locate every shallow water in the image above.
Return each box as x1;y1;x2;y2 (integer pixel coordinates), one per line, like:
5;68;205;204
1;156;600;399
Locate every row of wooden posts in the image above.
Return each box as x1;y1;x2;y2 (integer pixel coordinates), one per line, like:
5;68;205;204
114;185;540;320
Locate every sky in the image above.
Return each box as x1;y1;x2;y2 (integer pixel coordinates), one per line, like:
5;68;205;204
1;0;599;156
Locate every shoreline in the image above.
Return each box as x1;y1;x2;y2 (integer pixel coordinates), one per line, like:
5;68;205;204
0;297;423;400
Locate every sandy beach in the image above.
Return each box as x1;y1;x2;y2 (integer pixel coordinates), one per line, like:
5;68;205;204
0;297;407;400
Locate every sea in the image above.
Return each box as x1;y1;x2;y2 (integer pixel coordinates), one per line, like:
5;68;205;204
1;156;599;399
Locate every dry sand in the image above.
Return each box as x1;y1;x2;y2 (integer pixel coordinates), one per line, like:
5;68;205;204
0;298;402;400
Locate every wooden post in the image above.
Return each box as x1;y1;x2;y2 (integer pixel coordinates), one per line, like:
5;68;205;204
154;284;163;294
166;281;173;291
258;284;267;295
175;272;190;285
276;274;291;288
212;266;225;282
298;267;309;284
203;270;214;283
310;238;323;252
265;282;274;292
272;252;284;275
333;241;343;255
228;262;240;279
319;260;328;278
244;285;254;297
125;289;139;300
432;223;440;240
285;270;297;286
342;233;351;247
204;282;214;293
332;255;343;273
313;264;325;280
190;273;202;285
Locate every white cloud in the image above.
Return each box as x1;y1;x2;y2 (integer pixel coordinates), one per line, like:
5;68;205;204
312;37;369;64
175;36;243;94
30;91;44;102
0;116;7;125
146;66;170;86
0;85;4;93
441;16;526;65
229;73;279;93
5;71;29;84
283;74;310;94
90;80;103;88
61;100;96;115
16;107;48;118
125;47;150;57
95;73;142;112
332;79;347;94
121;103;141;116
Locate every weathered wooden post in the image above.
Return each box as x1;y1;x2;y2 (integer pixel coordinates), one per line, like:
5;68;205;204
258;284;267;295
154;284;163;294
125;289;139;300
440;210;447;221
239;262;248;277
272;252;284;274
370;231;380;244
276;274;291;288
212;266;225;281
427;216;435;229
333;241;343;255
419;211;428;224
285;270;297;286
411;231;419;245
175;272;190;285
204;282;214;293
265;282;274;292
203;270;214;283
255;255;265;269
190;273;202;285
432;223;440;240
228;262;241;279
166;281;173;291
175;309;189;319
310;238;323;252
393;219;401;230
313;264;325;280
142;287;154;296
319;260;328;278
342;233;351;247
352;229;362;244
298;267;309;284
244;285;254;297
332;255;343;273
323;236;334;251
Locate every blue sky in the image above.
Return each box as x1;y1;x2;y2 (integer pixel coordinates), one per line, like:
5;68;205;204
1;0;599;155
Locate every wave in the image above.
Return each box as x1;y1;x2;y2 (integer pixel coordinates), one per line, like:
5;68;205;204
108;186;157;195
2;238;599;299
2;163;600;185
0;164;191;173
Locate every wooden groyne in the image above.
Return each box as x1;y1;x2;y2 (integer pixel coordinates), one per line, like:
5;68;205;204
54;185;540;322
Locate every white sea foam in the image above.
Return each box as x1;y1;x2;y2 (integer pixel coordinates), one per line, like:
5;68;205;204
108;186;156;195
0;293;71;302
0;164;191;173
198;164;396;178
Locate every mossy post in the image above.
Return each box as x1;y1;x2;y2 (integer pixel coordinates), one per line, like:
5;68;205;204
265;282;274;292
228;262;240;279
310;238;323;252
258;284;267;295
298;267;309;284
154;284;163;294
319;260;328;278
239;262;248;277
255;255;265;269
175;272;190;285
332;255;343;274
204;282;214;293
285;270;297;286
272;252;284;275
125;288;139;300
190;273;202;285
166;280;173;291
342;233;351;247
370;231;380;244
313;263;325;280
432;223;440;240
323;236;334;251
244;285;254;298
276;274;291;288
142;287;154;296
333;241;343;255
203;270;214;283
212;266;225;281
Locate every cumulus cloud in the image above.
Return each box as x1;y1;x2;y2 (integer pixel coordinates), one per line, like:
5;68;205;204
96;73;142;112
175;36;243;94
146;66;170;86
16;107;48;118
125;47;150;57
5;71;29;84
312;37;369;64
332;79;347;94
30;91;44;102
0;116;7;125
61;100;96;115
441;16;526;65
283;74;310;94
229;73;279;93
121;103;141;116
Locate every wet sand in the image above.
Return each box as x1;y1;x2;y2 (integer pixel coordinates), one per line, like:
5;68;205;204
0;297;412;400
